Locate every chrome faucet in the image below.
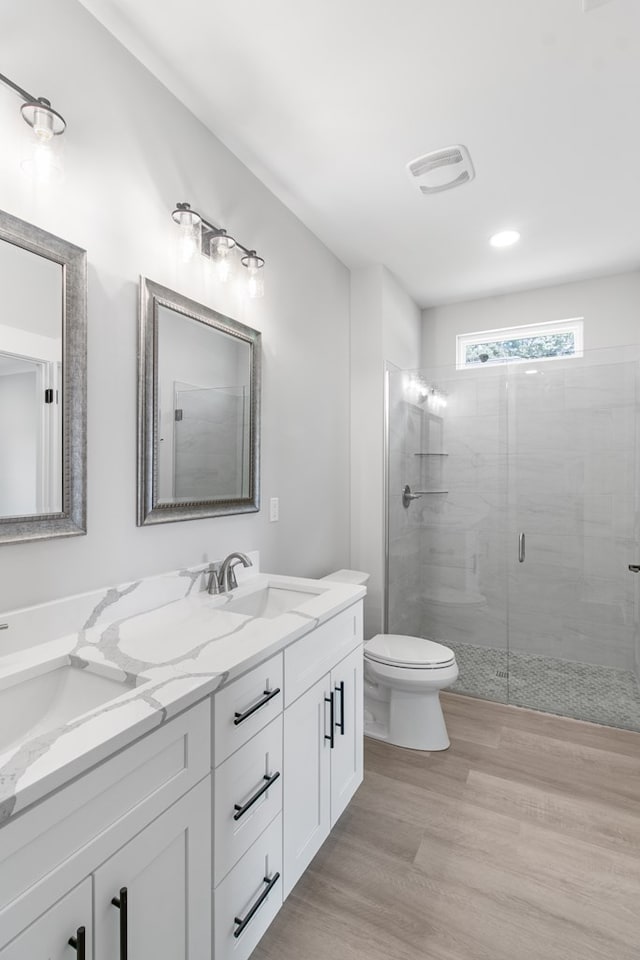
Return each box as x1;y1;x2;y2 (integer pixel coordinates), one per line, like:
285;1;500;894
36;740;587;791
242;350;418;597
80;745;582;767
207;552;253;594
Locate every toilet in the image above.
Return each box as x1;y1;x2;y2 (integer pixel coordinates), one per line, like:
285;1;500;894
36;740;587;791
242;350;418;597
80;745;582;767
364;634;458;751
321;570;457;752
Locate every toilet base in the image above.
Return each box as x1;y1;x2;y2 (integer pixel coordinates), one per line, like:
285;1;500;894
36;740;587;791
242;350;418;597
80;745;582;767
364;684;451;751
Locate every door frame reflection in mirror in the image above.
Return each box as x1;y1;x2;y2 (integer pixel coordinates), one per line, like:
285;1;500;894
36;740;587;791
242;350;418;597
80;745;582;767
137;277;261;525
0;208;87;545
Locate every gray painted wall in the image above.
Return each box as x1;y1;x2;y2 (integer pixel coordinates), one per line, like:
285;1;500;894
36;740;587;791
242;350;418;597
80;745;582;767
0;0;351;612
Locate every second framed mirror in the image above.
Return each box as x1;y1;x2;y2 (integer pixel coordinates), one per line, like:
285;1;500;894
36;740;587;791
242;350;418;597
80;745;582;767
137;278;261;525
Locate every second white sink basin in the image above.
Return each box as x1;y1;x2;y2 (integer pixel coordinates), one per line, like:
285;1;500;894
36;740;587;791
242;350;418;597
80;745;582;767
225;585;319;619
0;663;134;755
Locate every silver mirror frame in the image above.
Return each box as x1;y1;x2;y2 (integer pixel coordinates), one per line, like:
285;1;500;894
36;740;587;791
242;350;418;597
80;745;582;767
0;209;87;545
137;277;261;525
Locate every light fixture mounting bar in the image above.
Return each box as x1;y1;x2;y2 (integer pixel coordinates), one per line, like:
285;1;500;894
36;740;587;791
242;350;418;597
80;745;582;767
0;71;39;104
174;201;259;259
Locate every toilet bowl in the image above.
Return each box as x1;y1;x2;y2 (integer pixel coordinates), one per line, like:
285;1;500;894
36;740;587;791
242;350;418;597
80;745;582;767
364;634;458;751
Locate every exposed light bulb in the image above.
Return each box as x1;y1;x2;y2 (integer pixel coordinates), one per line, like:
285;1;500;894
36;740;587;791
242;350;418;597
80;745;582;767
210;232;236;283
32;105;54;141
490;229;521;248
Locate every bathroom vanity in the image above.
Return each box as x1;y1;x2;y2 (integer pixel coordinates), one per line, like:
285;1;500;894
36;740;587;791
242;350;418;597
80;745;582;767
0;566;364;959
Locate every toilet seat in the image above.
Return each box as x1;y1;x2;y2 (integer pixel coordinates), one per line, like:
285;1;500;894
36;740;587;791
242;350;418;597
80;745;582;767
365;634;456;670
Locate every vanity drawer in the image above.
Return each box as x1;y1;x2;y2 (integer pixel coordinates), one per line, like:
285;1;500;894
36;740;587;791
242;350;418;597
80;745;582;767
284;601;363;706
0;700;210;945
214;813;282;960
214;653;283;766
214;714;282;885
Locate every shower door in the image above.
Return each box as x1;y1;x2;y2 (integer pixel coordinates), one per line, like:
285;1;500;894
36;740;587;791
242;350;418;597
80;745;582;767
507;348;640;730
386;365;511;702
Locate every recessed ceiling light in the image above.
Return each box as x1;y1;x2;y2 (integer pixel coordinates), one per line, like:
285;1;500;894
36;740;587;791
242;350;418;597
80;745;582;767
490;230;520;248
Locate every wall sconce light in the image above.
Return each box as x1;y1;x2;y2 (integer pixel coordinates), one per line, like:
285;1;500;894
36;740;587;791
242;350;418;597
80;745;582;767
171;201;265;298
0;71;66;181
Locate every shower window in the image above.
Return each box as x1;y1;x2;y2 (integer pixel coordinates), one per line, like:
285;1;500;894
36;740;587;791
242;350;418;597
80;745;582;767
457;318;583;369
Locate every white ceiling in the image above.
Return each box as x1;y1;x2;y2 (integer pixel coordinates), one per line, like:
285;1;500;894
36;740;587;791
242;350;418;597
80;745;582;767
79;0;640;307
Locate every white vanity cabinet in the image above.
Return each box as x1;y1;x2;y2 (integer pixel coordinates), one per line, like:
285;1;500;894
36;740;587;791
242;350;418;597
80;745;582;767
211;599;363;958
93;778;211;960
283;641;363;897
0;701;212;959
0;880;93;960
0;596;364;960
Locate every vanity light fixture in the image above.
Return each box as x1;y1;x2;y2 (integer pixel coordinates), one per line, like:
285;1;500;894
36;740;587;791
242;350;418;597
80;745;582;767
0;71;66;180
171;202;265;298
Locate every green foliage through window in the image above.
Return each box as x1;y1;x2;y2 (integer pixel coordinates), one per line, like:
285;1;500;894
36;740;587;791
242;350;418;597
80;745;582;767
465;332;575;366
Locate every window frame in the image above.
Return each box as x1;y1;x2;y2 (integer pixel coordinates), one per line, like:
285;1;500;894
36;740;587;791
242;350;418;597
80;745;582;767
455;317;584;371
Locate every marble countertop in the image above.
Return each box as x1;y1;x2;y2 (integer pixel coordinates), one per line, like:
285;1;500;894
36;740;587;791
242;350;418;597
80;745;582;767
0;572;365;825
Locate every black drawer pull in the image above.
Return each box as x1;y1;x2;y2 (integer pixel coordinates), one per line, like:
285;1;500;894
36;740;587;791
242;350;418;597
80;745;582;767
234;771;281;821
68;926;86;959
233;872;280;938
336;680;345;735
324;692;335;749
111;886;128;960
234;687;281;726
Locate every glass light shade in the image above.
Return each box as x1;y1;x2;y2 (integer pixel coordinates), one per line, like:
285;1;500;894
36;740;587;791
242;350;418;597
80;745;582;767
210;232;236;283
172;205;202;263
241;252;265;299
21;100;66;139
19;100;66;183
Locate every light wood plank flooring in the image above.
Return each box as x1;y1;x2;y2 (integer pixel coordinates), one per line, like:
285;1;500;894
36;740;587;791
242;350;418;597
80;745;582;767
254;693;640;960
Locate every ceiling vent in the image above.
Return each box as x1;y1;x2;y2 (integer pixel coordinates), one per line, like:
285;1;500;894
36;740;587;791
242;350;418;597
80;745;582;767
407;145;475;195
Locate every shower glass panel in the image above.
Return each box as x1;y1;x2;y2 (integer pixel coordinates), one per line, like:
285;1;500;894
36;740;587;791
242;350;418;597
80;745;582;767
386;347;640;731
507;347;640;730
386;365;510;703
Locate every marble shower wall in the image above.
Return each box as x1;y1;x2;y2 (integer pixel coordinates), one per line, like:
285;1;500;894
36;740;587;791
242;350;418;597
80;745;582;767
387;349;640;677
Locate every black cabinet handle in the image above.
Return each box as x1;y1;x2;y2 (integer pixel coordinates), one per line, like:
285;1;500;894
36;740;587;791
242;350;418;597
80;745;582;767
234;687;281;726
336;680;345;735
324;692;335;749
68;926;86;960
233;872;280;939
111;886;128;960
233;771;281;821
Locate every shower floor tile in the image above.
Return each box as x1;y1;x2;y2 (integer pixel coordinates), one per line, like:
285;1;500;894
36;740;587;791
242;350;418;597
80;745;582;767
449;642;640;732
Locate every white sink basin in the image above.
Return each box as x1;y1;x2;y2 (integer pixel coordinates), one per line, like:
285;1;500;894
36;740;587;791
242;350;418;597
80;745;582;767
225;586;320;619
0;663;134;754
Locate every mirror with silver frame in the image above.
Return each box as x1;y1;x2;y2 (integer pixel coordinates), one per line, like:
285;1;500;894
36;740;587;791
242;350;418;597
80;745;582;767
137;277;261;525
0;209;87;545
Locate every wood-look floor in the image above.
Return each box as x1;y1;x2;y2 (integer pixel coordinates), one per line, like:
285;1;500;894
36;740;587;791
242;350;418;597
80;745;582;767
253;693;640;960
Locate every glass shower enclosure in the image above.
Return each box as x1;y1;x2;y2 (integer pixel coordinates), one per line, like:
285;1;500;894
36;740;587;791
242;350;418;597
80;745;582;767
385;347;640;731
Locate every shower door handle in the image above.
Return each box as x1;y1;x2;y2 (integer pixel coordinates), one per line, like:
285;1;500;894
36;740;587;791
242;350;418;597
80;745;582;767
629;565;640;573
518;532;526;564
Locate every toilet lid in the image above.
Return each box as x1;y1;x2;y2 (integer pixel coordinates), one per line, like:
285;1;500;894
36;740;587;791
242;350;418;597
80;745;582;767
365;634;456;668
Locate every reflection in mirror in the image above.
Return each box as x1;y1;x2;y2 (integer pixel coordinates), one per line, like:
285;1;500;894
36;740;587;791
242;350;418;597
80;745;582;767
157;306;251;503
0;209;86;545
138;278;261;525
0;241;63;518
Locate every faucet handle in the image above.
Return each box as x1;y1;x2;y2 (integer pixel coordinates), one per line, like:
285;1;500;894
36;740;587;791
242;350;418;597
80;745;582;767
206;562;223;594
